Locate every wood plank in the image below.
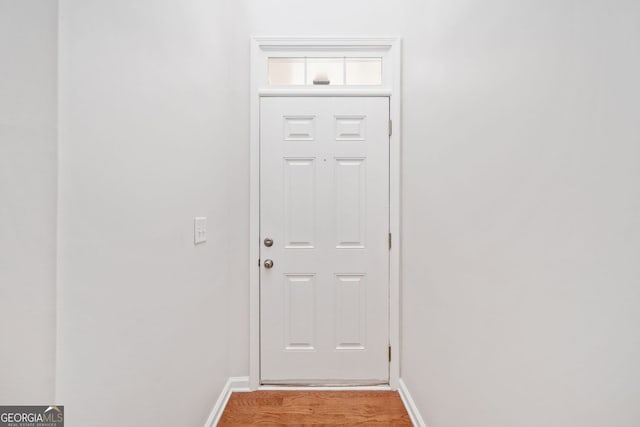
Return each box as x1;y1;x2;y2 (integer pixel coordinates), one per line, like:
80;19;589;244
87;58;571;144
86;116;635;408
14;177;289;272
218;391;412;426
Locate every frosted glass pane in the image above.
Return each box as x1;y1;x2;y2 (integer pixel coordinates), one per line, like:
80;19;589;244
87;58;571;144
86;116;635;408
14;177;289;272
307;58;344;85
346;58;382;85
269;58;305;85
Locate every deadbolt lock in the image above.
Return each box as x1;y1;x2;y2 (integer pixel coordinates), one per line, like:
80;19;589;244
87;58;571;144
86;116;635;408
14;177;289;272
264;237;274;247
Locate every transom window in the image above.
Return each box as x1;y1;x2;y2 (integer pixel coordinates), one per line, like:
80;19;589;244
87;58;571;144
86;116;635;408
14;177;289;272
268;57;382;86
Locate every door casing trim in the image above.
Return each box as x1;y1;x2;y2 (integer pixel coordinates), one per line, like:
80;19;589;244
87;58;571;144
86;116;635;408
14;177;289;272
249;36;402;390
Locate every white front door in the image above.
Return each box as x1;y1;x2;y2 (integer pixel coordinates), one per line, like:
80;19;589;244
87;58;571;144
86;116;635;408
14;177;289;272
260;97;390;385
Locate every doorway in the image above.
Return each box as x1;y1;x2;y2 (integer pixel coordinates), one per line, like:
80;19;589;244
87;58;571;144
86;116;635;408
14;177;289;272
249;37;401;389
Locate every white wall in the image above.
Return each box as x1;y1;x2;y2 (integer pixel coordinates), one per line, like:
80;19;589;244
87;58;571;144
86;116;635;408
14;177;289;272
243;1;640;426
401;1;640;426
0;0;58;404
56;1;245;425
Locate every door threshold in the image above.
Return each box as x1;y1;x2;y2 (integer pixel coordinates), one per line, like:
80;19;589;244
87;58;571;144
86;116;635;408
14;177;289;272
259;383;391;391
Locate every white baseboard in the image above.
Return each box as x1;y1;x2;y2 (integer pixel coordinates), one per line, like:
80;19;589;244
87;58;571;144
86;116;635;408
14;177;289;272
398;378;427;427
204;376;250;427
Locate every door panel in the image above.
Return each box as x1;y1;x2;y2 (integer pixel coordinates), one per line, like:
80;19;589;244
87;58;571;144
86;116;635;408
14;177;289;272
260;97;389;385
334;157;366;248
283;158;316;248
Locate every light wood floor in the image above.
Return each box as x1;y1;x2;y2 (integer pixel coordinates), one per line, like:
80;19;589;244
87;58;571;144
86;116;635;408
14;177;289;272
218;390;412;426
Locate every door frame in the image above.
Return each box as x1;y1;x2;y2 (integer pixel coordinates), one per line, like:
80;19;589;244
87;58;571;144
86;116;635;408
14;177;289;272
249;36;402;390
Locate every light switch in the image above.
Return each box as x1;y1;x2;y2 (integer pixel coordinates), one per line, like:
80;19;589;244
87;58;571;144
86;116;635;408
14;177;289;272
194;217;207;244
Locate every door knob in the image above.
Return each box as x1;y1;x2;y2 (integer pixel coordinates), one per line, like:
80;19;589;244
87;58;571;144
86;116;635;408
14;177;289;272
263;259;274;269
264;237;273;247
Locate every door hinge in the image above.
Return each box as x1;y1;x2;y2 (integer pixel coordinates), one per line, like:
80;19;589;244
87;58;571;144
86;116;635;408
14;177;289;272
388;345;392;362
388;119;392;137
388;232;392;250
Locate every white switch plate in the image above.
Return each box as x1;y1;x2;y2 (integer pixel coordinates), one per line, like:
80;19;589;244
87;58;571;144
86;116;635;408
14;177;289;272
194;217;207;244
